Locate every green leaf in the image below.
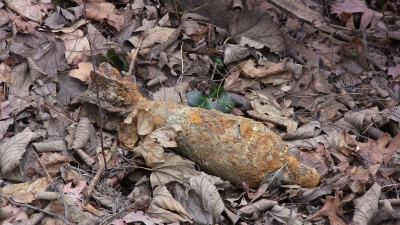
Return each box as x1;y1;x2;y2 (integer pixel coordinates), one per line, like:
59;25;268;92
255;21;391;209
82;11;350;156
211;57;224;69
186;85;236;113
350;49;358;57
96;49;129;72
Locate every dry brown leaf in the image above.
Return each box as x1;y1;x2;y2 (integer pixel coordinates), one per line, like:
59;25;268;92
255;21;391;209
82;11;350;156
0;127;39;176
118;122;138;149
134;138;165;167
0;118;14;140
308;190;347;225
240;59;288;78
188;174;225;224
268;205;307;224
120;211;163;224
137;109;154;136
68;62;93;83
0;9;16;27
128;27;177;48
224;44;250;64
147;74;168;87
146;125;182;148
2;177;49;204
357;133;400;164
33;140;65;152
224;70;261;92
146;185;192;223
238;199;278;216
52;194;101;224
248;110;298;132
331;0;374;29
230;8;290;53
71;117;90;150
5;0;42;23
87;23;109;55
63;179;86;206
152;87;182;104
13;15;39;33
150;153;199;187
9;31;68;79
0;63;11;83
107;13;125;31
33;153;73;177
85;2;115;23
351;183;381;225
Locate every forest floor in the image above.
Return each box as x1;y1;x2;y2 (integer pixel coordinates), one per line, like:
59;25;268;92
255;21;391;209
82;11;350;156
0;0;400;224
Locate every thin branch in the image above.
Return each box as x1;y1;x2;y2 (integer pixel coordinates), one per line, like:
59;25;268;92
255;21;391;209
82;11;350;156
0;193;69;225
82;0;108;172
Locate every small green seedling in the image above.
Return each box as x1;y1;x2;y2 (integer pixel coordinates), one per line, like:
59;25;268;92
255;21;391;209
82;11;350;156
186;85;236;113
96;49;129;72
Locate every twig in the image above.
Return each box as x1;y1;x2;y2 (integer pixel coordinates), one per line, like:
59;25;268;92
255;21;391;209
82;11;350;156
83;0;108;172
0;193;69;225
127;35;146;80
83;138;118;205
32;149;53;182
59;188;69;224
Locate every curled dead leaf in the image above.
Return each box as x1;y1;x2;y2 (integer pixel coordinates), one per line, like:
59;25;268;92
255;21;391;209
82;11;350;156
71;117;90;150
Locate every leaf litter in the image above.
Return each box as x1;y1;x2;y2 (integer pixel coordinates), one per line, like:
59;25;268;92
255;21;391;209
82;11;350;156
0;0;400;224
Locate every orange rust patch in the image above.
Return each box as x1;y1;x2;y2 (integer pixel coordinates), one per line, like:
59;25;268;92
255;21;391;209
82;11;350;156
188;109;203;124
239;121;256;139
207;117;236;134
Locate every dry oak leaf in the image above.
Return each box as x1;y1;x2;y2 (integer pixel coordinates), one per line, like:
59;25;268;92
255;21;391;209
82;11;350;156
63;179;87;206
356;133;400;164
308;190;347;225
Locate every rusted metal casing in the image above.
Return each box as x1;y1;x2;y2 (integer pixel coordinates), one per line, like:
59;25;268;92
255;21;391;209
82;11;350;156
137;101;319;188
82;63;320;188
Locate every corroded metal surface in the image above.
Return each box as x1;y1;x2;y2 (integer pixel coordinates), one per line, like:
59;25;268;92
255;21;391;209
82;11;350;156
81;63;320;188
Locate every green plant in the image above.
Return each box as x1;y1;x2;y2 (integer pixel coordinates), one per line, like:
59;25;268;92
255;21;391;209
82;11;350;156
186;85;235;113
96;49;129;73
211;56;224;70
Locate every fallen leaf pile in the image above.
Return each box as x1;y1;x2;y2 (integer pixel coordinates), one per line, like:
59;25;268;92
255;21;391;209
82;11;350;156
0;0;400;224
